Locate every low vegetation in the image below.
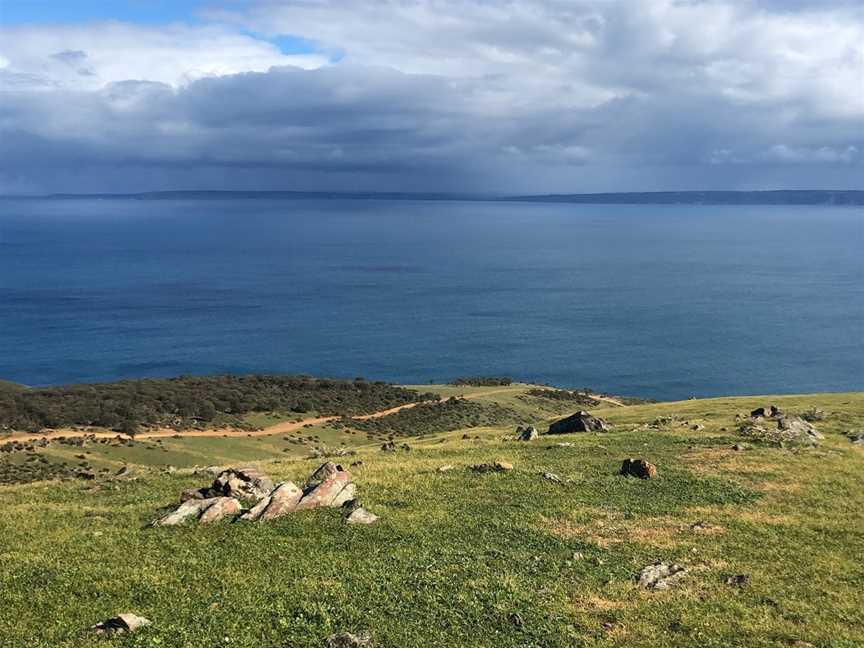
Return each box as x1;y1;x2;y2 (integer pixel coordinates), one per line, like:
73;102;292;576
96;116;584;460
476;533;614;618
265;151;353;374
0;385;862;647
341;398;520;437
450;377;513;387
0;375;433;434
523;388;601;405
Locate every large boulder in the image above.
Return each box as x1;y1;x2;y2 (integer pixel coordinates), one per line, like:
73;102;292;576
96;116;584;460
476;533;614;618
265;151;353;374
547;411;609;434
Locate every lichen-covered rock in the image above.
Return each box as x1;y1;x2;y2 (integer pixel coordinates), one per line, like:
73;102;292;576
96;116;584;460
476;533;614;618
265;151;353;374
295;462;357;511
620;458;657;479
91;613;151;634
515;425;539;441
153;497;240;526
240;482;303;521
740;416;822;446
638;562;687;590
198;497;241;524
547;411;609;434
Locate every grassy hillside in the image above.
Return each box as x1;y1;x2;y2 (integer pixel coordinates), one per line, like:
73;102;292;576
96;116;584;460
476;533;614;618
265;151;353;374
0;387;862;647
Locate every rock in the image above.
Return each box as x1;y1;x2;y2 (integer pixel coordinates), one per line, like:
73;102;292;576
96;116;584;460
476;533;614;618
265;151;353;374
240;482;303;521
198;497;241;524
152;499;212;526
325;631;373;647
470;461;513;473
547;411;609;434
638;562;688;590
91;613;151;635
207;466;274;501
295;462;357;511
437;464;455;472
541;472;562;483
777;416;822;439
751;405;781;418
515;425;539;441
113;465;135;480
739;416;822;447
731;443;749;451
346;507;379;525
848;432;864;445
619;458;657;479
180;487;206;502
547;442;574;448
691;424;705;431
725;574;749;587
380;441;410;452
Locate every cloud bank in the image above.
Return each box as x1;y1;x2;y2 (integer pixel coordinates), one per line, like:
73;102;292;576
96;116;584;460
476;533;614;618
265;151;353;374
1;0;862;194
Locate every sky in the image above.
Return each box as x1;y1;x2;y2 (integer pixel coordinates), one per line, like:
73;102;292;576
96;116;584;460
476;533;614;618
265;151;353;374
0;0;862;194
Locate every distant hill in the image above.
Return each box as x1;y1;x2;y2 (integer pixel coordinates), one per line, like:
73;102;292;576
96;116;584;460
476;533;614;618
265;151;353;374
3;189;862;205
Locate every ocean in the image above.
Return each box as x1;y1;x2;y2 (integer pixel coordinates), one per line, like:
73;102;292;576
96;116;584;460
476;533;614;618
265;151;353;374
1;198;862;400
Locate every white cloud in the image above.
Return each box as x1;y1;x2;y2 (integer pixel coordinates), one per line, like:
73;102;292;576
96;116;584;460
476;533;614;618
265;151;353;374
0;22;329;90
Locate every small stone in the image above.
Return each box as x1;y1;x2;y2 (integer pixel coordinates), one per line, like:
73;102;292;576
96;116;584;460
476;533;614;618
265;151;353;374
346;507;379;525
725;574;749;587
731;443;748;451
325;631;373;647
638;562;688;590
91;613;151;635
619;458;657;479
541;472;562;483
437;464;455;472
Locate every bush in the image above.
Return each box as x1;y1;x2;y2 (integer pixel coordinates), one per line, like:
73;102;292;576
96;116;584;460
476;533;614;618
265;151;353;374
450;377;512;387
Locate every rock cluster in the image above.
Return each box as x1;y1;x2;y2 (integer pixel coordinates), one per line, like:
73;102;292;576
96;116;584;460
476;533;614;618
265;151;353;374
750;405;782;418
547;411;609;434
739;415;822;446
154;462;369;526
619;458;657;479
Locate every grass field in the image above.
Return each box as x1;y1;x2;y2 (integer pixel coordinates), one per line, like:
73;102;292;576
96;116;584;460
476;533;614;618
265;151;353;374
1;386;862;647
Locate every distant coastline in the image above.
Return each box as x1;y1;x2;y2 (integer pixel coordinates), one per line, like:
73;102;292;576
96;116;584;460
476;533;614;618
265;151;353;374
2;189;863;205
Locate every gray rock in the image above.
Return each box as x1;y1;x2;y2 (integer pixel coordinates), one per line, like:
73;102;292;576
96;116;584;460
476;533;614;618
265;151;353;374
470;461;514;473
848;432;864;445
638;562;688;590
547;411;609;434
346;507;379;525
240;482;303;521
541;472;562;483
198;497;241;524
750;405;781;418
91;613;151;635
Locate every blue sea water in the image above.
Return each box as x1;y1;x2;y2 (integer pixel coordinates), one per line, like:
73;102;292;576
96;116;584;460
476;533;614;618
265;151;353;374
1;198;862;400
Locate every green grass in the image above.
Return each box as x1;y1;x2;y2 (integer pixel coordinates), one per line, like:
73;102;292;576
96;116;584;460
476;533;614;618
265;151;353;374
1;390;862;647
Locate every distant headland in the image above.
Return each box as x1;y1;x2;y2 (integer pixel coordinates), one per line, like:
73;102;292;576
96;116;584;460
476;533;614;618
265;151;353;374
3;189;863;205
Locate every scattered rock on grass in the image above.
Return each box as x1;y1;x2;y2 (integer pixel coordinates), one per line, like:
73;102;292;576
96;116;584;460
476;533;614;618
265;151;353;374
739;416;822;447
208;466;274;501
541;472;562;483
345;506;379;525
725;574;749;587
848;432;864;445
751;405;782;418
437;464;455;472
470;461;513;473
638;562;688;590
295;462;357;511
90;613;151;635
326;631;373;647
619;458;657;479
548;411;609;434
515;425;538;441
